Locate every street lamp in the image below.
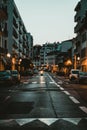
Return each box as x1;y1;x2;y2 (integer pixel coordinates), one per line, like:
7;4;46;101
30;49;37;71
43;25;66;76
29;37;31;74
7;53;11;58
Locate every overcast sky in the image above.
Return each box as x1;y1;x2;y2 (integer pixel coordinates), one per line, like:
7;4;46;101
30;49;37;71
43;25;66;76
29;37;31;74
14;0;79;45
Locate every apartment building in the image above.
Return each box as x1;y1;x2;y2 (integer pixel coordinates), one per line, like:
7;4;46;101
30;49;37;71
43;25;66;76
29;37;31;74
40;42;58;66
33;45;41;66
0;0;33;70
74;0;87;71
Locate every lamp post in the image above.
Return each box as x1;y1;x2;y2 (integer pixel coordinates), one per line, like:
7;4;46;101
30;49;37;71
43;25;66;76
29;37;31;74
74;54;77;69
0;21;5;70
74;54;80;69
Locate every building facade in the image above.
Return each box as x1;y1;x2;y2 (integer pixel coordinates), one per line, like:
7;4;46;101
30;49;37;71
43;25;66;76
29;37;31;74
0;0;33;71
40;42;58;66
74;0;87;71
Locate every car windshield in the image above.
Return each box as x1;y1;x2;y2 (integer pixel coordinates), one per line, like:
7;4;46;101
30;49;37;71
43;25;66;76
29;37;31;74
72;71;79;74
79;72;87;76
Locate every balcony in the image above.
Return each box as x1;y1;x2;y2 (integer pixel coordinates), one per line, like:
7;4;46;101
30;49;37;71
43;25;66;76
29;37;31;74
13;28;18;39
19;36;22;44
13;7;18;18
13;18;18;29
23;42;26;48
74;12;87;33
74;1;81;12
22;49;26;55
19;27;22;34
74;20;85;33
19;20;22;26
23;34;26;40
13;40;18;49
74;12;81;22
23;26;26;33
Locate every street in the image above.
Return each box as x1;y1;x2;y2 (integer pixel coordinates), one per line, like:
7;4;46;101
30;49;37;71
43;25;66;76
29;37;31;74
0;72;87;130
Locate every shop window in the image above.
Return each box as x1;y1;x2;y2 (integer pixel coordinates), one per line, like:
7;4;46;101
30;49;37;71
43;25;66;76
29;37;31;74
82;65;87;72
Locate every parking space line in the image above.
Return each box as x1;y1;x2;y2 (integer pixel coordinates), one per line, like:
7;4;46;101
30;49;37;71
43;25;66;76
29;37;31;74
69;96;80;104
63;91;70;95
59;87;64;90
80;106;87;114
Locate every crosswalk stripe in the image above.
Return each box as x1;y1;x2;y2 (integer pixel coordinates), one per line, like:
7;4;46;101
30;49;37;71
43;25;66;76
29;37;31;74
32;82;37;84
40;82;45;83
15;118;85;126
49;82;55;84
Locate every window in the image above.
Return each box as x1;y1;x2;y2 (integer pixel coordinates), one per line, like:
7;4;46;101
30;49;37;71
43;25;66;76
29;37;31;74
4;40;7;49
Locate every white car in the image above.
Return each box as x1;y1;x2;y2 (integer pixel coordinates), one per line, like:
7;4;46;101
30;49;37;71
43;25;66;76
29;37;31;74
69;69;79;81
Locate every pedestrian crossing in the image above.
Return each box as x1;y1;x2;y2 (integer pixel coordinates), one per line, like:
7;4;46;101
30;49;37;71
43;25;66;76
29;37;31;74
0;117;87;127
21;74;87;117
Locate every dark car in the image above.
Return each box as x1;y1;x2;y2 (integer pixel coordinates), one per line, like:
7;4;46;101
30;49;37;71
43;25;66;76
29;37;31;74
78;71;87;84
11;70;20;83
0;70;13;86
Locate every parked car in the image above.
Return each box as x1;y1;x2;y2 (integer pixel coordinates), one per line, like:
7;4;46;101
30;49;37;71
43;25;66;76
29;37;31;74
11;70;20;83
78;71;87;84
0;70;13;86
69;69;79;81
20;70;33;76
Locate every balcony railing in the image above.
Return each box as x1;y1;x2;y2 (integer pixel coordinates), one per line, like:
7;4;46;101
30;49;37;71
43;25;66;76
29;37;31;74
13;28;18;39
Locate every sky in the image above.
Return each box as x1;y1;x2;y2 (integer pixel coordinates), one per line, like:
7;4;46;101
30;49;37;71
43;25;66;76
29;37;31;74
14;0;79;45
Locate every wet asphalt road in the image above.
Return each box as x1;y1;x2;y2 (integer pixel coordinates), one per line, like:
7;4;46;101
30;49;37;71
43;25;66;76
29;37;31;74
0;72;87;130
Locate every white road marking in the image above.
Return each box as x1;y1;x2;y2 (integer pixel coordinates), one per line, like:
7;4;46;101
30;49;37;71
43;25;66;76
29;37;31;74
32;82;37;84
80;106;87;114
40;82;45;84
63;91;70;95
23;82;29;84
49;82;55;84
69;96;80;104
16;119;36;126
57;81;62;84
47;74;62;87
15;118;85;126
59;87;64;90
47;74;56;83
39;118;58;125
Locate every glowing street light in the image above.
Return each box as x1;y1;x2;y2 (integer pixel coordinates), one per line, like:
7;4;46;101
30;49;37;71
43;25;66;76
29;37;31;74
7;53;11;58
